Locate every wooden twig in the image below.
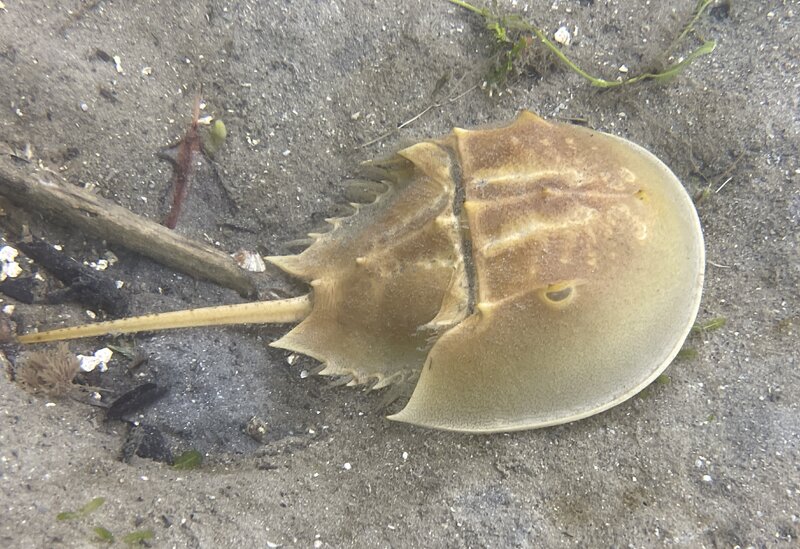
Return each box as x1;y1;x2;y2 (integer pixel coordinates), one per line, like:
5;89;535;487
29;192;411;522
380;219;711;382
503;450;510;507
0;156;257;298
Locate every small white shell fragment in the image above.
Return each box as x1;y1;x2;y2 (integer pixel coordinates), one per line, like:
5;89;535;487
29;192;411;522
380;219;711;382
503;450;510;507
232;250;266;272
78;347;114;372
287;353;299;366
115;280;125;289
619;64;629;73
300;369;309;379
0;245;18;262
343;462;352;470
197;115;213;125
113;55;124;74
141;66;153;76
2;304;15;315
3;261;22;279
78;355;101;372
96;348;113;363
91;259;109;271
85;310;97;319
554;26;571;46
0;246;22;281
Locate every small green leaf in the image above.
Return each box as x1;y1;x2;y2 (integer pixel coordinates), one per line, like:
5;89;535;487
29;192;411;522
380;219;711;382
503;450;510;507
692;317;726;333
80;497;105;515
173;449;203;470
649;40;717;83
204;119;227;156
56;496;105;521
655;374;671;385
56;511;80;521
676;348;698;360
93;526;115;542
121;529;154;545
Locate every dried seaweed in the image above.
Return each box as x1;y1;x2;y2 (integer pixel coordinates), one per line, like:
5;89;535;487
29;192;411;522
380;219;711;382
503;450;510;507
163;95;203;229
16;342;80;396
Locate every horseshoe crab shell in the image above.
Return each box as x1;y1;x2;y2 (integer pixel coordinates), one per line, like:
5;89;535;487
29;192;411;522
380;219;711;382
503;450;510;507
17;111;705;433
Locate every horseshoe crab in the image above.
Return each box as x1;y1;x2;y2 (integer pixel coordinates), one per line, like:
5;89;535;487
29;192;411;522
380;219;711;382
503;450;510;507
16;111;705;433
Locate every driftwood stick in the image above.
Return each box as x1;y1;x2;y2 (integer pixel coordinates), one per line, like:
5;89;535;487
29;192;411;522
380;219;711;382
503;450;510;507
0;156;257;298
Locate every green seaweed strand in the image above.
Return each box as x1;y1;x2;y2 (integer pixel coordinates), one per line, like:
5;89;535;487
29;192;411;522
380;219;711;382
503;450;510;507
448;0;716;88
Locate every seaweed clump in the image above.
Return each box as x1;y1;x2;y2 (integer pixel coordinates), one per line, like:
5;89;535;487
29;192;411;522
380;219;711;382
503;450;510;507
450;0;717;94
16;342;80;397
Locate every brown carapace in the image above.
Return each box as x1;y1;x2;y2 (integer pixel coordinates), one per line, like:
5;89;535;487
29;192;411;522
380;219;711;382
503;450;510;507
17;111;705;433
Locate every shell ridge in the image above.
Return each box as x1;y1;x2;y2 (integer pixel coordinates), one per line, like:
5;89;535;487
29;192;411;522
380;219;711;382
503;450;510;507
392;112;704;432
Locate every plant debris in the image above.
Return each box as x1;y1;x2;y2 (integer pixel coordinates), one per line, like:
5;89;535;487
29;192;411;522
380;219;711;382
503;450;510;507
0;274;39;304
449;0;716;92
0;158;257;297
162;95;203;229
676;347;699;360
160;97;228;228
16;342;81;396
692;317;727;333
106;382;167;421
56;496;105;521
92;526;114;543
120;529;154;545
172;449;203;470
15;237;129;316
55;494;155;546
204;119;227;157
